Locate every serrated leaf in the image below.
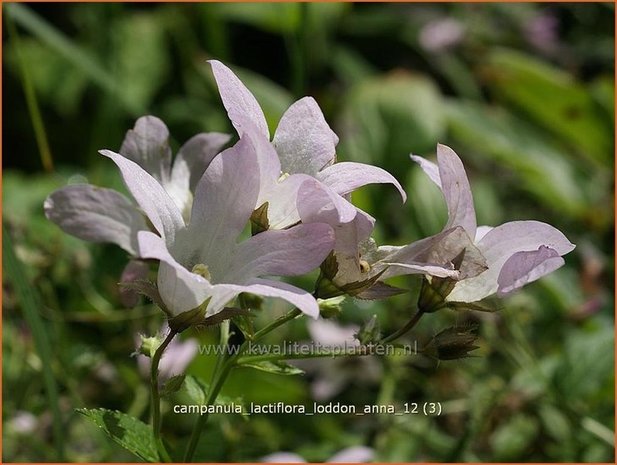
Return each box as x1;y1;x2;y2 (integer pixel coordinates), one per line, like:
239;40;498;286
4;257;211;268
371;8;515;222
162;374;185;397
76;408;158;462
184;375;206;405
241;360;304;376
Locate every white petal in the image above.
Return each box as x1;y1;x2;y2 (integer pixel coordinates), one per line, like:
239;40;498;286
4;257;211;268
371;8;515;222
497;246;564;295
44;184;148;254
448;220;575;302
226;223;334;282
100;149;185;243
296;178;357;225
411;144;476;237
186;135;261;268
119;116;172;184
241;278;320;319
317;162;407;202
209;60;269;138
172;132;231;191
137;231;211;315
272;97;338;176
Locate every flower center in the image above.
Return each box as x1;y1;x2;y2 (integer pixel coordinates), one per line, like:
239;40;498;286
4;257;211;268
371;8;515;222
191;263;211;281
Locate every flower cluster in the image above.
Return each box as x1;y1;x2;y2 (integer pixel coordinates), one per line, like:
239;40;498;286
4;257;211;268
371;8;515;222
44;60;575;328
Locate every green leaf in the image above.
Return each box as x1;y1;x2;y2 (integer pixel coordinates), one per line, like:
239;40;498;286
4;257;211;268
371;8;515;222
161;374;186;397
241;360;305;376
184;375;207;405
339;71;445;166
76;408;158;462
490;413;539;461
483;49;612;166
447;100;589;219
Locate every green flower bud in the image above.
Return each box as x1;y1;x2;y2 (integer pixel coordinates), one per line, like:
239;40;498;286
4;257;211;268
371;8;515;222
318;296;346;318
137;334;164;358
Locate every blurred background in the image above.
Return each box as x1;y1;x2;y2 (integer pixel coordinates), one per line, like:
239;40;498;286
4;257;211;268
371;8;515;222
3;2;614;462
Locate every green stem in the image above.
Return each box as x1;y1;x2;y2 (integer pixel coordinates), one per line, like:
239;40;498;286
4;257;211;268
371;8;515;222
183;307;302;461
150;330;177;462
379;309;424;344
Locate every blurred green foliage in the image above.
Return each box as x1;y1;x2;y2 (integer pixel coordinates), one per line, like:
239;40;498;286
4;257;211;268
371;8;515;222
3;3;614;463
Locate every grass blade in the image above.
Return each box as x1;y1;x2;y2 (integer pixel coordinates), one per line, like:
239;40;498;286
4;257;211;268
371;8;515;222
3;224;65;460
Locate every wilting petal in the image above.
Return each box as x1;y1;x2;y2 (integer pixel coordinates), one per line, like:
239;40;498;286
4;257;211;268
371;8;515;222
44;184;147;254
317;162;407;202
137;231;212;315
448;220;575;302
329;446;375;463
226;223;335;282
297;178;357;225
497;246;564;295
209;60;269;138
100;150;185;243
172;132;231;192
411;144;476;237
272;97;338;176
119;116;172;185
185;135;260;271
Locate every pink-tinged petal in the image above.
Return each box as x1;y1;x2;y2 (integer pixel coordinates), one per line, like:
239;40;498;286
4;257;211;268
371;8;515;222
381;227;487;280
241;278;320;319
475;225;493;242
410;154;440;186
497;246;564;295
382;262;460;279
100;150;185;243
436;144;476;237
317;162;407;202
329;446;375;463
187;135;261;264
448;220;575;302
272;97;338;176
119;259;150;307
172;132;231;192
260;173;309;229
137;231;212;315
44;184;147;254
209;60;269;139
411;144;476;237
249;130;283;202
260;452;306;463
158;335;199;379
296;178;357;225
226;223;335;282
119;116;172;184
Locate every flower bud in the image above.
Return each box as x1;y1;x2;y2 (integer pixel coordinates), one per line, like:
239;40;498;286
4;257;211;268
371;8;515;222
318;296;346;318
422;325;479;360
137;334;164;358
